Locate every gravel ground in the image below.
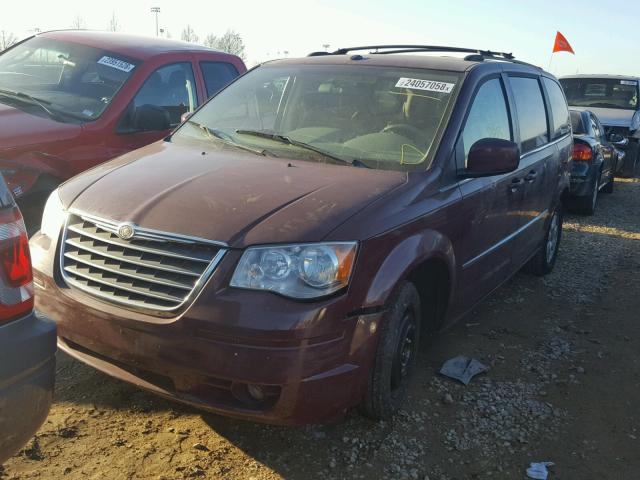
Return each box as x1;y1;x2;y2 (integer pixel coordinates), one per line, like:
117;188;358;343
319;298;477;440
2;176;640;480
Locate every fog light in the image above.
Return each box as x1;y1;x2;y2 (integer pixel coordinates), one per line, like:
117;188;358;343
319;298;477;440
247;384;265;401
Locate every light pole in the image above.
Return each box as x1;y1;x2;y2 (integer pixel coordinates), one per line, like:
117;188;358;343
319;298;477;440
150;7;161;37
323;44;330;51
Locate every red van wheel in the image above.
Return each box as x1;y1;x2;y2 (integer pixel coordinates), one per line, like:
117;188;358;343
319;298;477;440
361;282;421;420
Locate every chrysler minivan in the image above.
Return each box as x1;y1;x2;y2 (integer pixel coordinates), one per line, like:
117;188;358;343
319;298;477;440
30;46;571;425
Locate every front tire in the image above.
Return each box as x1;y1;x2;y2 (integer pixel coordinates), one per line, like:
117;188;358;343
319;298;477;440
523;203;563;276
361;282;421;420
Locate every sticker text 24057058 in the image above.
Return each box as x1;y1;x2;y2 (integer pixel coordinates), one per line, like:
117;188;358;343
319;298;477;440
395;78;455;94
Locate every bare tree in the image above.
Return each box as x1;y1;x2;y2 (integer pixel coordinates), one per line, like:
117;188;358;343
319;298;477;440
0;30;18;51
203;30;246;60
107;12;120;32
71;15;86;30
181;25;198;43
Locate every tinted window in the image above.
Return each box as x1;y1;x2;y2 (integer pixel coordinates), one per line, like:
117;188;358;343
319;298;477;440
200;62;239;98
510;77;549;153
131;62;197;126
570;111;586;134
461;78;511;165
543;78;570;139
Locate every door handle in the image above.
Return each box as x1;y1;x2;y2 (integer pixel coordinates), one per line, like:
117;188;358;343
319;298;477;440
524;170;537;182
509;178;524;193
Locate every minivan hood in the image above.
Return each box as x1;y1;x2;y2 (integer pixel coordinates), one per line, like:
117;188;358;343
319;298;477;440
0;102;81;150
63;141;407;247
570;106;635;128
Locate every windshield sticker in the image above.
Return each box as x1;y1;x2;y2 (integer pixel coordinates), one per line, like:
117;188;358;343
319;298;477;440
395;78;455;93
97;56;135;73
620;80;637;86
82;109;94;117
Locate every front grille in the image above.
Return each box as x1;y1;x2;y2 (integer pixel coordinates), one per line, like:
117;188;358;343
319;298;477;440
60;213;226;313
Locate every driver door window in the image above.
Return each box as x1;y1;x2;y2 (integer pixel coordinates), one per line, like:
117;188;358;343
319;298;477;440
460;78;512;166
127;62;197;128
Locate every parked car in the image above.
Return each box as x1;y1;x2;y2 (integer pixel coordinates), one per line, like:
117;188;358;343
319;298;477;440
567;109;620;214
0;30;246;211
0;175;56;463
560;75;640;177
30;45;570;425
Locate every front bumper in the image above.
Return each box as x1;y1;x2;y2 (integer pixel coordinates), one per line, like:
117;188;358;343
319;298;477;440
32;256;381;425
0;312;56;463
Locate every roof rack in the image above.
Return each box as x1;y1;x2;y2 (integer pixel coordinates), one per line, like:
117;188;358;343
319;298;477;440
307;45;540;69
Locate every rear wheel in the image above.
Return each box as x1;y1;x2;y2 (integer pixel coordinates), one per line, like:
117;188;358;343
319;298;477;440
601;170;614;193
523;203;563;276
361;282;421;420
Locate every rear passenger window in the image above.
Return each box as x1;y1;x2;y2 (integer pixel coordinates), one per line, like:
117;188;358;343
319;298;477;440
461;78;511;165
543;78;570;139
510;77;549;153
200;62;239;98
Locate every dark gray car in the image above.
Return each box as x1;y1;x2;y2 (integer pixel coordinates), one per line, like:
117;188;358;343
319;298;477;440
0;175;56;464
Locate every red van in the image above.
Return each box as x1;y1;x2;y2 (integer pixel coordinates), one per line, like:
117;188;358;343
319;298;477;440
0;30;245;206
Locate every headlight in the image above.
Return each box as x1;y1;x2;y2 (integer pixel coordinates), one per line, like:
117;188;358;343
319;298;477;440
631;111;640;132
230;242;357;299
40;189;66;239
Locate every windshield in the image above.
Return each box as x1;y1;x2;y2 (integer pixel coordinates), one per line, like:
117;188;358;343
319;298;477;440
560;78;639;111
0;37;138;122
173;64;461;171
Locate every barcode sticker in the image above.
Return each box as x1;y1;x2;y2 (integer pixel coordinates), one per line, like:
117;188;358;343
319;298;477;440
97;56;135;73
395;77;455;93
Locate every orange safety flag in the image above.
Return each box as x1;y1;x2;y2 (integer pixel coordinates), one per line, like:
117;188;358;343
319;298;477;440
552;31;575;54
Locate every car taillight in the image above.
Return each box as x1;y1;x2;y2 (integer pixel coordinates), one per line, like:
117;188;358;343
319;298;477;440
572;144;593;161
0;206;33;324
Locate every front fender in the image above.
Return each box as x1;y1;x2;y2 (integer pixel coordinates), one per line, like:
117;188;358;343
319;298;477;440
358;229;456;309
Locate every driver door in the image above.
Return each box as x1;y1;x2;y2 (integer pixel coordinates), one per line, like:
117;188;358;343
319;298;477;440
455;76;524;311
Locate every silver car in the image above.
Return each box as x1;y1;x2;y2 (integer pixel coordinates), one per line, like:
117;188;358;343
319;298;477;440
560;75;640;177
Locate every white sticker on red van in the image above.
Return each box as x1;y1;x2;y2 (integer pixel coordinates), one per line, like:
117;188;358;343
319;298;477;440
395;77;455;93
97;56;135;73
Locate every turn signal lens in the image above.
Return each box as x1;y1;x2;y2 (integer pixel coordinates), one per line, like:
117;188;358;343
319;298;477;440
572;144;592;161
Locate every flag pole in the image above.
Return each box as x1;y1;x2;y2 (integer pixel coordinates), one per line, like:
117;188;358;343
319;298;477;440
548;52;554;72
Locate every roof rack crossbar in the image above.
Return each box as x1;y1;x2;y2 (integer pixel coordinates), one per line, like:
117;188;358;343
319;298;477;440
331;44;515;59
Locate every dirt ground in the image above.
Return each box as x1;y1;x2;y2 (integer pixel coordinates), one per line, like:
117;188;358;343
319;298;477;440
2;176;640;480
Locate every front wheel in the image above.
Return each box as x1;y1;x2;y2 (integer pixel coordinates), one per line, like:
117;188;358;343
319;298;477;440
523;204;563;276
361;282;421;420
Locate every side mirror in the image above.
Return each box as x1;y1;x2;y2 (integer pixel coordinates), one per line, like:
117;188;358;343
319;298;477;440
132;104;170;132
608;133;628;147
464;138;520;177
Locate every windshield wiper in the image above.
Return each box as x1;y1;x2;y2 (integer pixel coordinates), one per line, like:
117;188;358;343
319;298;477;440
0;88;71;122
185;121;268;157
235;129;370;168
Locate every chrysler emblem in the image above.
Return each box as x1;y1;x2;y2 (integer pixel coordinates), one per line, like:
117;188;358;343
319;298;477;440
117;223;136;240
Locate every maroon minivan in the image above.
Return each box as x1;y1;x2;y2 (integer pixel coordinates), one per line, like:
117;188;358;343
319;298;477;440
0;30;245;205
30;46;571;425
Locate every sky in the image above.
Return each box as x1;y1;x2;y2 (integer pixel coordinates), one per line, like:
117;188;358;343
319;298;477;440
0;0;637;76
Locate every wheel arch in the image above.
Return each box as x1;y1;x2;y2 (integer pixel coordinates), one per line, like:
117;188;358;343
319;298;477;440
362;230;456;332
